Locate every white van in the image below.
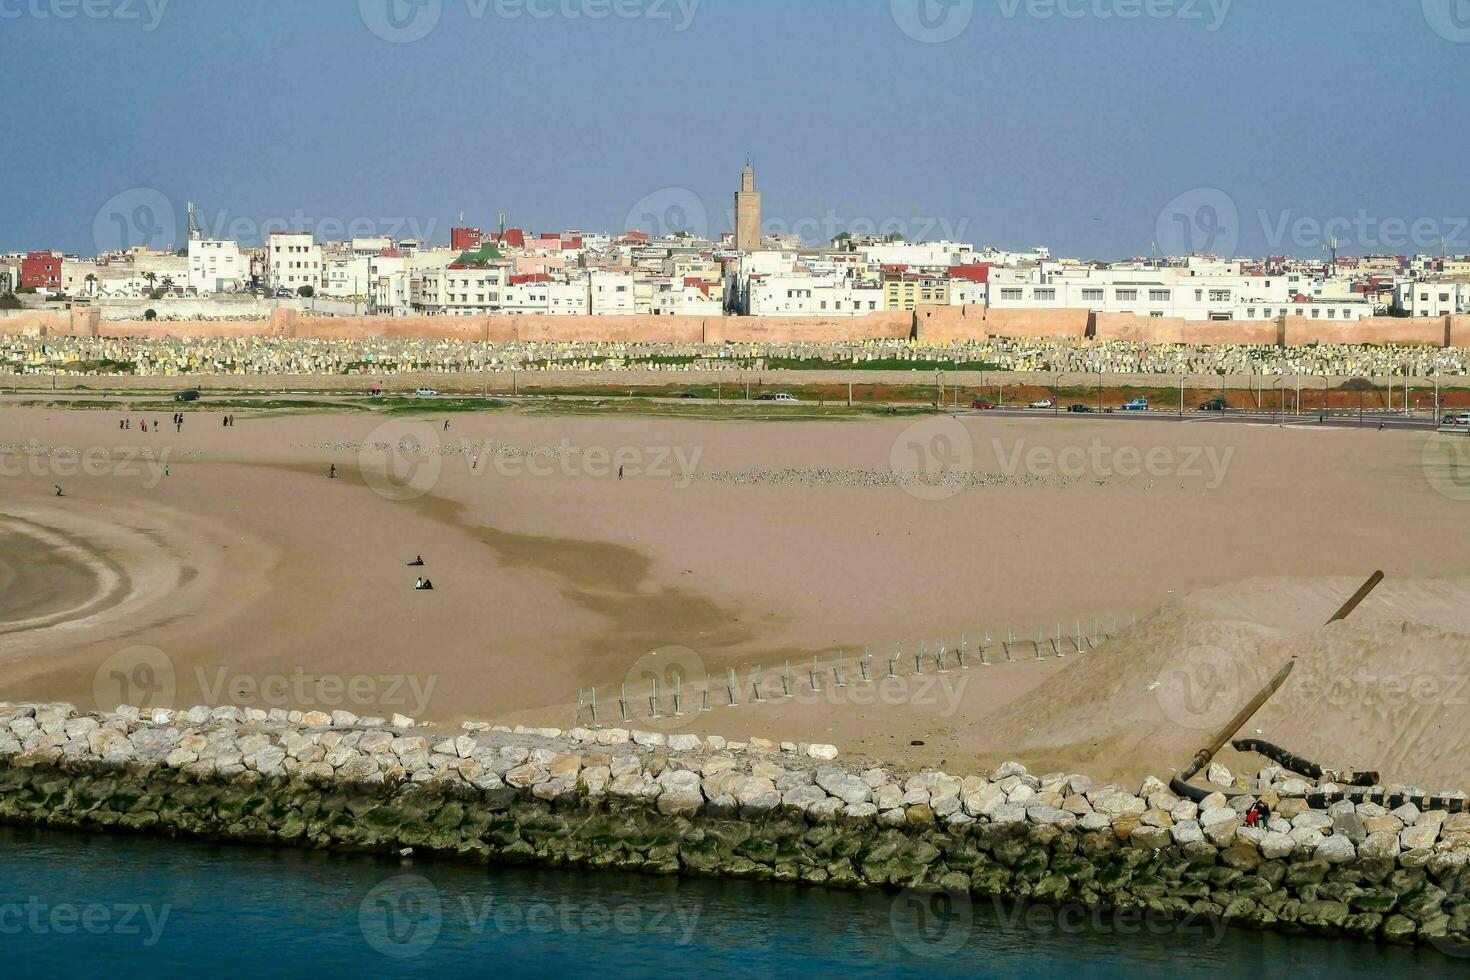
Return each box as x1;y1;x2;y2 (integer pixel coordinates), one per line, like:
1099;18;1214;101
414;388;440;397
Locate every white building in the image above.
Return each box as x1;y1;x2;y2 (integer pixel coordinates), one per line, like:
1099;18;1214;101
266;232;322;294
589;270;635;315
988;266;1372;321
501;277;590;315
858;241;972;269
322;255;373;299
747;273;884;316
187;239;246;294
412;266;508;315
1396;281;1469;318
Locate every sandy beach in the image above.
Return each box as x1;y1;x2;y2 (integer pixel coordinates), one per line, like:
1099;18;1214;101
2;402;1468;789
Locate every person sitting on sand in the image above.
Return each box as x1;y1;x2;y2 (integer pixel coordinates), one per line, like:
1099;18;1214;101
408;556;425;567
54;484;63;497
329;464;337;479
415;577;424;589
420;579;434;590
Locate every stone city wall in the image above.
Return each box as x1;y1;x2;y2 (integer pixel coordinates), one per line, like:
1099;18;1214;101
0;700;1466;954
4;305;1469;348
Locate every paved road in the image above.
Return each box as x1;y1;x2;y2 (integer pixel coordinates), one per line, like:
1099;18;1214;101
955;406;1442;432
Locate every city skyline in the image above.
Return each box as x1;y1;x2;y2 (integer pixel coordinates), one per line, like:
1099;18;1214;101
3;1;1470;259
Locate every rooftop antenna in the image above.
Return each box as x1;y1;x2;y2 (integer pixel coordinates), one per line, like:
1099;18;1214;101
1329;235;1339;273
498;211;506;237
187;201;202;241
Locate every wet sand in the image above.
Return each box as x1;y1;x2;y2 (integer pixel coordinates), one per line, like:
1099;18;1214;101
1;405;1467;786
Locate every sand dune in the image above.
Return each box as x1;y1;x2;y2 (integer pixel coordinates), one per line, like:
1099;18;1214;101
984;575;1470;790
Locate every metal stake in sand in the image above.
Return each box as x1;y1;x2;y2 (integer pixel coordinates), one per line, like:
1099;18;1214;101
914;641;925;675
674;676;684;717
618;683;629;724
726;668;739;707
702;679;711;713
808;655;822;693
980;632;991;667
860;649;873;683
1053;623;1065;658
589;687;598;728
649;677;662;720
576;688;585;727
957;636;968;670
888;646;900;679
1004;628;1015;663
1092;618;1100;647
752;666;766;703
937;644;949;673
1035;628;1046;662
833;652;847;689
1075;621;1087;654
781;661;792;698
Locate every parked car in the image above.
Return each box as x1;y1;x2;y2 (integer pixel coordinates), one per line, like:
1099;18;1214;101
1067;403;1092;413
1446;412;1470;427
1122;398;1149;411
1029;398;1053;409
414;387;440;397
758;393;799;403
679;392;702;399
173;389;200;402
971;398;996;410
1200;398;1228;411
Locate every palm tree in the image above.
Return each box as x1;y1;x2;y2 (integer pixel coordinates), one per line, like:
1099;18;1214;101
160;276;175;294
84;273;97;296
143;272;157;295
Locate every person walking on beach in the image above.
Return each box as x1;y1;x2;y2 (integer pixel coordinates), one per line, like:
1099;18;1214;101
443;419;450;432
618;465;624;481
54;484;63;497
329;464;337;480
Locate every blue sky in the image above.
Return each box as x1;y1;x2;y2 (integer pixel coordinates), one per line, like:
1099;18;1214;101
3;0;1468;259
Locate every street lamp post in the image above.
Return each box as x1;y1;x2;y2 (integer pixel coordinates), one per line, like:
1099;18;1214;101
1178;374;1188;419
1096;369;1103;413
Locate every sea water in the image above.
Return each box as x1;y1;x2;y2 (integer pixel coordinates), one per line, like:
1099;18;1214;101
0;826;1449;977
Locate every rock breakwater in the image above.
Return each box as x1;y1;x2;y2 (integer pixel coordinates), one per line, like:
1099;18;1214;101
0;701;1466;955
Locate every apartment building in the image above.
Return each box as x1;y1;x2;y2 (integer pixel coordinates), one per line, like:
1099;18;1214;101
21;251;62;291
188;239;247;294
589;270;636;315
266;232;322;293
1396;281;1469;317
747;273;884;315
988;266;1372;321
412;265;509;315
